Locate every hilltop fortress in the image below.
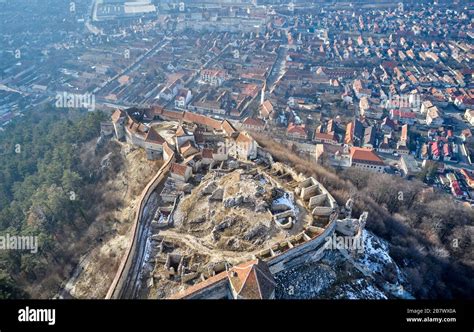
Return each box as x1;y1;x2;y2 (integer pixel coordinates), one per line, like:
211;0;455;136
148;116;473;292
107;107;368;299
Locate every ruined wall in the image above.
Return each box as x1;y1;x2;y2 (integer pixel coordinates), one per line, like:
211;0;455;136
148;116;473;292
271;162;306;182
257;146;274;165
266;219;337;274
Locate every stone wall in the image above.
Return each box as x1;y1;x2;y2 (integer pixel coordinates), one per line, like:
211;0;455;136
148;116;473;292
265;218;337;274
106;155;174;299
257;146;274;165
182;279;230;299
271;162;306;182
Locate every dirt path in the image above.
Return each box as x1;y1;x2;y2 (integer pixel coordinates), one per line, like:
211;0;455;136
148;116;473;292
159;229;256;264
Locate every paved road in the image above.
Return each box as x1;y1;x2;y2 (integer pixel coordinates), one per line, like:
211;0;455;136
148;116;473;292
93;39;171;95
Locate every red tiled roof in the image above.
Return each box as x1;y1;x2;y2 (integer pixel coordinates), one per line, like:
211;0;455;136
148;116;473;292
443;144;450;156
179;140;199;158
461;129;472;138
314;132;337;142
235;132;254;144
170;163;190;177
287;123;307;137
202;148;214;159
221;120;237;136
242;117;265;127
400;124;408;141
169;271;228;299
260;100;274;117
451;180;462;196
176;125;190;137
201;69;225;77
350;147;385;165
183;112;222;130
162;109;184;120
228;259;275;299
145;127;166;145
169;259;275;300
431;142;440;156
344;122;354;144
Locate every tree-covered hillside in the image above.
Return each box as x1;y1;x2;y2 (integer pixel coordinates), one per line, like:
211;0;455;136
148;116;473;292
0;108;107;298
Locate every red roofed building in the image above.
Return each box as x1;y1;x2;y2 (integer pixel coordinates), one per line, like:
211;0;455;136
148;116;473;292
314;132;338;144
183;111;222;130
175;125;195;148
161;109;185;121
221;119;237;138
144;127;166;160
287;123;308;140
451;180;463;198
390;109;417;125
241;117;266;132
461;169;474;189
399;124;409;147
179;140;199;158
260;100;274;119
170;163;192;182
112;109;168;160
461;128;472;141
431;142;440;160
344;121;354;145
169;259;275;299
349;147;386;173
228;259;276;299
201;148;214;164
454;95;474;110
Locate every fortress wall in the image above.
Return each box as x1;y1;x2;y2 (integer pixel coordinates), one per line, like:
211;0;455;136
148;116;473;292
266;219;337;274
182;279;229;299
301;184;320;200
312;206;335;217
309;193;327;208
106;154;174;299
299;177;315;189
271;162;305;182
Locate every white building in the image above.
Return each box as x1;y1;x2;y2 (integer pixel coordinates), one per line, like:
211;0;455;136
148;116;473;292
464;109;474;126
349;147;386;173
174;89;192;109
426;106;444;126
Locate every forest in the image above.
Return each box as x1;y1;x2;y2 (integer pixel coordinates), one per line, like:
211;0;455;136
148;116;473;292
0;107;107;298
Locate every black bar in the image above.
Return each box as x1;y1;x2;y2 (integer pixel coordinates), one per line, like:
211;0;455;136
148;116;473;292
0;300;472;331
